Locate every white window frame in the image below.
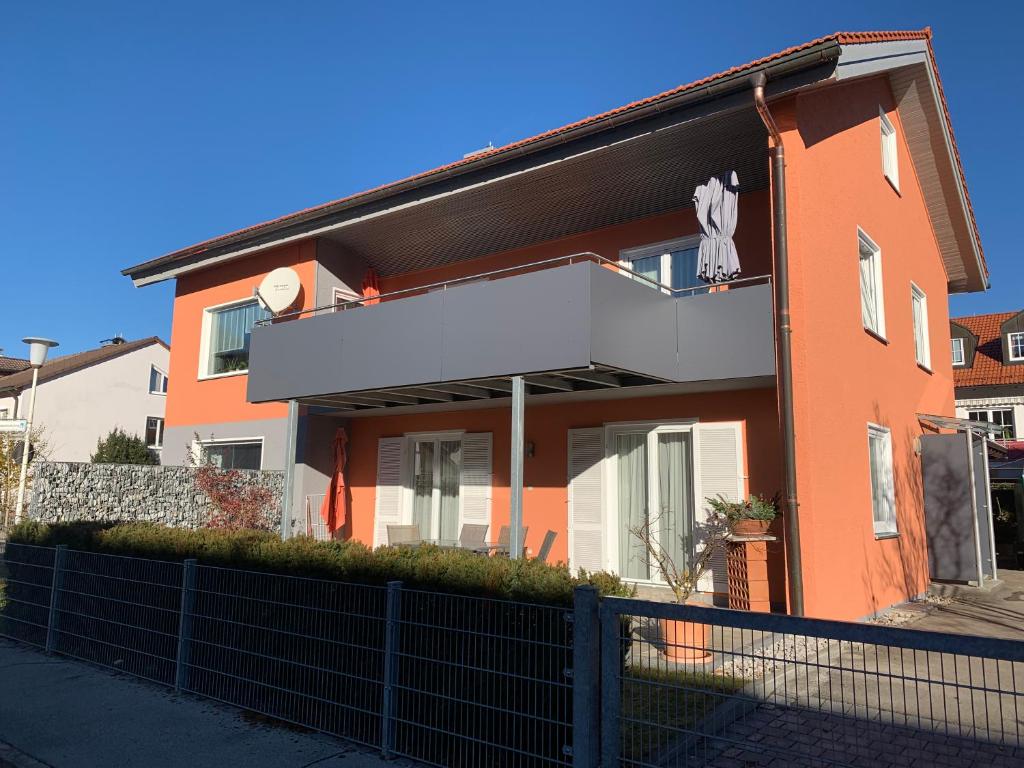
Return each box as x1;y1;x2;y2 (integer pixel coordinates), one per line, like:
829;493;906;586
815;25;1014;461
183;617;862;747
968;409;1016;440
619;235;701;292
880;107;900;192
603;419;698;585
192;436;265;470
149;365;169;395
400;430;466;540
1009;332;1024;362
197;296;263;380
910;283;931;369
145;416;165;449
332;286;361;311
951;337;965;367
858;228;886;340
867;423;897;537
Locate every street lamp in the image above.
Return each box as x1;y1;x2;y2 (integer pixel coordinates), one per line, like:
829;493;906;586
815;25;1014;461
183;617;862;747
14;337;58;524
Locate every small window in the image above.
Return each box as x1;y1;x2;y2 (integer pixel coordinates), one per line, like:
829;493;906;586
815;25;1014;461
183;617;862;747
911;284;930;368
858;230;885;339
968;409;1015;440
149;365;168;394
200;439;263;470
1009;332;1024;362
202;299;270;377
867;424;897;536
332;286;361;312
620;237;707;294
145;417;164;448
951;337;965;366
880;108;899;191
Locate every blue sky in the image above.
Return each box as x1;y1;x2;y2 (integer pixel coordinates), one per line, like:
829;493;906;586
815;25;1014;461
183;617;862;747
1;1;1020;357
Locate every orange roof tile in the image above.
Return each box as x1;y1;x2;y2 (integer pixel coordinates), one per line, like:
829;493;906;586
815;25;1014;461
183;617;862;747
952;312;1024;388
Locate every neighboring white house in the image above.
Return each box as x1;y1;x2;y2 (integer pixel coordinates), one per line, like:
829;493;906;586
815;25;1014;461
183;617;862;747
0;337;170;462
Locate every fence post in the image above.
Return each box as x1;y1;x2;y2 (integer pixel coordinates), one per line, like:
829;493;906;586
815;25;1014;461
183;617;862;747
572;586;600;768
45;545;67;654
599;601;622;767
381;580;402;759
175;558;197;693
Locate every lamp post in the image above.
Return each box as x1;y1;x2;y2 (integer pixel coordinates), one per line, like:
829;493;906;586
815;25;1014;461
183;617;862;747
14;337;58;524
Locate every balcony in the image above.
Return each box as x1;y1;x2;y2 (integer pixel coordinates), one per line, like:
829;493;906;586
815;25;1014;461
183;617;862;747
246;254;776;410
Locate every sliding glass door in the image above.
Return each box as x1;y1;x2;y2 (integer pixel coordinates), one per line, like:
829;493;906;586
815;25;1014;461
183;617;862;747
613;427;695;581
411;438;461;541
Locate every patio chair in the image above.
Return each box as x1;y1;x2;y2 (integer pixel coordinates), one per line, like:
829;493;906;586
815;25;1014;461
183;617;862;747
387;524;421;546
535;530;557;563
490;525;528;556
458;524;489;551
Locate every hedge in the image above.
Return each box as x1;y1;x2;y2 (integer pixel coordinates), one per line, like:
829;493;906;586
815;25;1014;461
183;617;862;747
9;521;632;606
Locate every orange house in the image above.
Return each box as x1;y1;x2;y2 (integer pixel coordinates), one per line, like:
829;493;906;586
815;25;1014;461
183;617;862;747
123;29;987;620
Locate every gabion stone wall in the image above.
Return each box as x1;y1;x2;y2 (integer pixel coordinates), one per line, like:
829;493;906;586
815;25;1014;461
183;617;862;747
28;461;284;529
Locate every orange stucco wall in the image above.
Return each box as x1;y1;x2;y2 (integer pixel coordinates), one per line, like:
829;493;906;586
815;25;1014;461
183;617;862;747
343;388;784;601
165;241;317;427
781;76;956;619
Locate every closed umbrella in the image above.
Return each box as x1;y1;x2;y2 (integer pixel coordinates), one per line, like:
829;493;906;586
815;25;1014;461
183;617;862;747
361;268;381;306
320;427;349;534
693;171;741;284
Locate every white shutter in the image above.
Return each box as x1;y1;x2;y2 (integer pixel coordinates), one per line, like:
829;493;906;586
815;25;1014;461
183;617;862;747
459;432;492;533
568;428;605;574
373;437;406;547
694;422;744;593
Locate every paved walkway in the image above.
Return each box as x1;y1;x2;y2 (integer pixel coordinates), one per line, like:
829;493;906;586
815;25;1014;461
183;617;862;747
0;640;401;768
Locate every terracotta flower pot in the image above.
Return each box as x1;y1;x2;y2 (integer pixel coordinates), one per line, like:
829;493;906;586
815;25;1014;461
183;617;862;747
731;518;771;536
659;609;712;662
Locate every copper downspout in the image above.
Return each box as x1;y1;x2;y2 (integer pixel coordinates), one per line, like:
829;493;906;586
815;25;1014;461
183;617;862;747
752;71;804;616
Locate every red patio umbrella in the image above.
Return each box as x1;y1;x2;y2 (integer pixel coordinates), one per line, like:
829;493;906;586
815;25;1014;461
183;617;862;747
319;427;349;534
361;267;381;306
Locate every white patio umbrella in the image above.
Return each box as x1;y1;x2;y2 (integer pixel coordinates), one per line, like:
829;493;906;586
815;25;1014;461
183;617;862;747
693;171;741;284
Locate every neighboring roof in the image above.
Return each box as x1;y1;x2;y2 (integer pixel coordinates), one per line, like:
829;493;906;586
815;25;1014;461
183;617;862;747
952;312;1023;388
123;28;984;289
0;356;30;376
0;337;168;395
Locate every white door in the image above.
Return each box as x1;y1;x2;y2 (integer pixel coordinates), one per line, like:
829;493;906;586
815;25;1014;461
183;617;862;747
410;437;462;542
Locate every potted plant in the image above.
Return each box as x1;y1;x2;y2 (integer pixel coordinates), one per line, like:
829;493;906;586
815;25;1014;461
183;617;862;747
709;493;778;536
629;506;729;662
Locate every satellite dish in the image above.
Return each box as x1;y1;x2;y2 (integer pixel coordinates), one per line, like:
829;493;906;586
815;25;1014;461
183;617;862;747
257;268;301;314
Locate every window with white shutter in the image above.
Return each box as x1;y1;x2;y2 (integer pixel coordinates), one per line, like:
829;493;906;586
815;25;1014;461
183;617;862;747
693;422;744;593
568;428;605;574
373;437;406;547
459;432;492;533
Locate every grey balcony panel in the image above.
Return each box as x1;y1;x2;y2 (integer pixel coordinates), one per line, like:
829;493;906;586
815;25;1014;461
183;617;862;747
676;282;776;381
439;263;593;382
588;266;680;381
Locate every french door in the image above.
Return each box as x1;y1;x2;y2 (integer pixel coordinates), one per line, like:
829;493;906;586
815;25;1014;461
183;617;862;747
610;426;695;581
410;437;462;541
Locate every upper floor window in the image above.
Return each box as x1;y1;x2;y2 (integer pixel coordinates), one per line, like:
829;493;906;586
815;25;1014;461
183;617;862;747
880;108;899;192
867;423;897;537
1009;332;1024;362
332;286;361;312
149;365;168;394
200;299;270;378
620;236;706;294
910;284;930;369
968;409;1015;440
951;337;965;366
858;229;885;339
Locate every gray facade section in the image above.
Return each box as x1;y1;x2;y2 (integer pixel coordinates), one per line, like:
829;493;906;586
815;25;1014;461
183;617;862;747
161;417;291;469
246;263;776;403
949;321;979;369
1000;311;1024;367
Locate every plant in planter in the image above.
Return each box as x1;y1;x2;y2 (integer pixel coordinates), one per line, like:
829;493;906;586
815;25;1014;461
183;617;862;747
629;506;730;662
708;493;778;537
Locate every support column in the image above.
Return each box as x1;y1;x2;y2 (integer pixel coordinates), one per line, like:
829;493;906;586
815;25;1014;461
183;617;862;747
280;399;299;541
510;376;525;559
726;534;776;613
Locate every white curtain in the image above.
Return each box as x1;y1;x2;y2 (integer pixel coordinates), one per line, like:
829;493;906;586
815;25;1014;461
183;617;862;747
412;441;434;539
617;434;649;580
438;440;461;541
657;433;693;575
860;251;877;330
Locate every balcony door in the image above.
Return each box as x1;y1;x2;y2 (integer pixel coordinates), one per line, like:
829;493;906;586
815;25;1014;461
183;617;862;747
410;436;462;541
610;425;695;582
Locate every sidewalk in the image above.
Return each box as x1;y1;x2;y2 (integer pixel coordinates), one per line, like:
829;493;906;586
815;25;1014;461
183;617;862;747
0;639;401;768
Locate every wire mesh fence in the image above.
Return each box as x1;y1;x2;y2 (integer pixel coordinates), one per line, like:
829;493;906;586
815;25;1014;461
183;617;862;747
601;598;1024;768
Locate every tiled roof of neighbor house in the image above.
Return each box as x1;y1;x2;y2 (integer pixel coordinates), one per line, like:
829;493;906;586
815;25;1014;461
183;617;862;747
0;356;30;376
124;28;983;279
952;312;1024;387
0;337;169;395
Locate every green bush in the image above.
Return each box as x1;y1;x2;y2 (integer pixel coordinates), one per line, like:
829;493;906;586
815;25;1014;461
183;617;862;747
90;428;158;465
9;521;632;605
